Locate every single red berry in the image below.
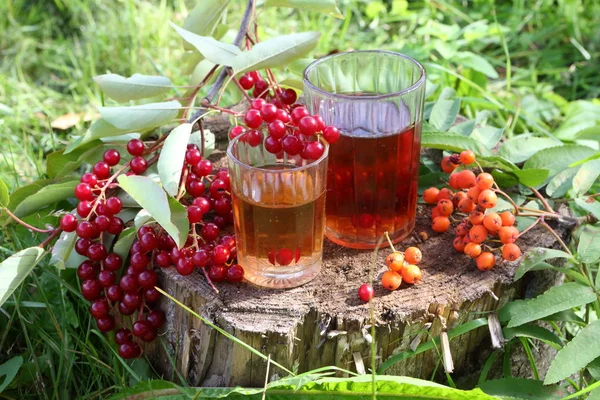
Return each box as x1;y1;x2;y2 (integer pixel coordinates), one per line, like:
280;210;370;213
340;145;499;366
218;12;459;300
75;183;94;201
139;232;158;251
212;245;230;265
115;328;133;345
60;214;78;232
118;302;136;316
260;104;279;123
201;223;220;242
155;251;172;268
103;253;122;272
103;149;121;166
132;320;152;338
193;197;211;214
107;216;124;235
77;260;98;280
253;80;269;97
119;274;139;293
144;287;160;303
226;264;244;282
323;126;340;144
97;270;116;287
268;120;287;139
119;342;141;359
93;162;110;180
94;215;110;232
75;238;92;255
300;141;325;160
193;159;213;177
208;264;227;282
276;248;293;266
185;148;202;165
298;116;318;136
281;135;303;155
244;109;263;129
229;125;245;140
81;172;98;187
209;179;228;199
130;157;148;174
291;106;310;124
105;197;122;215
264;136;282;154
137;270;157;289
96;315;115;332
239;74;254;90
76;221;98;239
130;252;149;271
87;243;107;262
81;279;102;301
141;327;157;342
122;292;142;308
251;98;266;110
213;197;232;216
146;310;166;329
358;284;375;302
192;249;210;267
276;109;291;123
127;139;145;156
246;129;263;147
280;88;297;105
106;285;122;302
76;200;93;218
176;257;195;276
186;206;203;223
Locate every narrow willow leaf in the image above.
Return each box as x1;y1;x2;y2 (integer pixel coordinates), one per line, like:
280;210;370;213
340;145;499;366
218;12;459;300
117;175;188;248
264;0;343;18
502;283;595;327
577;223;600;264
503;324;563;347
182;0;230;50
545;319;600;384
0;356;24;392
93;74;172;102
421;132;491;156
12;180;78;219
50;231;87;269
232;32;321;76
574;198;600;220
429;99;460;131
478;378;565;399
0;247;45;306
99;100;181;131
158;123;192;196
572;159;600;196
514;247;573;281
498;136;559;164
171;23;240;66
546;167;580;198
523;144;596;178
0;178;9;207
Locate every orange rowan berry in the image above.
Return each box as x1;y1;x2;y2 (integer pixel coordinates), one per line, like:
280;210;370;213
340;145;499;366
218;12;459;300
454;223;469;237
469;211;485;225
437;199;454;216
385;252;405;273
449;174;461;190
477;189;498;209
452;191;467;208
469;225;488;243
436;188;453;202
456;170;477;189
431;207;441;219
423;187;440;204
502;243;522;261
453;236;466;252
458;198;476;213
467;186;481;203
405;247;422;264
381;270;402;290
499;211;516;227
432;216;451;233
441;156;458;173
402;264;422;284
476;252;496;271
476;173;494;190
498;226;519;244
483;212;502;232
464;242;482;258
459;150;476;165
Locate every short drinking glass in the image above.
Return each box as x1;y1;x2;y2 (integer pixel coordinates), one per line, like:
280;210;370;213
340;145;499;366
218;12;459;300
303;50;426;249
227;132;329;288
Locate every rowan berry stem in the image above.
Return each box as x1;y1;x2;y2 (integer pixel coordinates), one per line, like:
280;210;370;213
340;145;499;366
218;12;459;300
493;186;519;215
384;231;397;252
530;187;554;213
540;218;572;256
517;217;541;238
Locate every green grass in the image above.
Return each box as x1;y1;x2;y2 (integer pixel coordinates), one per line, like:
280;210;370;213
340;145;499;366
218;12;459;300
0;0;598;398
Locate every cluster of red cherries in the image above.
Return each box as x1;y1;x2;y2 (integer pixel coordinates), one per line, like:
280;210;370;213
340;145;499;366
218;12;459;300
232;71;340;159
423;151;522;271
59;138;242;358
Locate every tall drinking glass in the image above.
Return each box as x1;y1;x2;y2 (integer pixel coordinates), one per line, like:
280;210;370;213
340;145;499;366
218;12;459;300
227;132;329;288
303;50;426;249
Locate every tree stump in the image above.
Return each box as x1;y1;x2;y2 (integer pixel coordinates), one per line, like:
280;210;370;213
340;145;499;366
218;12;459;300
146;134;571;387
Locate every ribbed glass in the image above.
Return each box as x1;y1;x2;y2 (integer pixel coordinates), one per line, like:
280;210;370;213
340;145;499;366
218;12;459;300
303;50;426;249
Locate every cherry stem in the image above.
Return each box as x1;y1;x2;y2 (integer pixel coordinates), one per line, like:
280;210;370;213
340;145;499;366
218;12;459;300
38;228;62;248
180;64;219;122
530;187;554;213
517;217;541;239
200;100;243;116
540;218;573;256
201;267;220;294
86;163;130;221
230;74;253;103
176;169;189;201
384;231;397;252
3;207;53;233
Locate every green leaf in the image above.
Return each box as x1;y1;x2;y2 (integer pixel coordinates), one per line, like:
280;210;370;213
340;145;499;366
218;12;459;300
0;247;45;306
512;168;550;187
182;0;230;50
503;324;563;347
577;223;600;264
575;125;600;140
93;74;172;102
545;319;600;384
99;100;181;131
470;126;502;149
498;136;559;164
0;178;9;207
553;101;600;141
500;283;596;328
429;99;460;131
477;155;518;172
113;227;137;261
188;129;216;158
421;132;491;156
546;167;580;198
11;180;78;220
170;23;240;66
523;144;596;179
588;387;600;400
189;59;218;89
64;119;132;153
264;0;343;18
158;123;192;196
478;378;565;399
573;159;600;196
574;198;600;220
232;32;321;75
543;310;584;324
49;231;87;270
454;51;498;79
117;175;188;248
514;247;573;281
0;356;23;392
449;119;475;136
0;180;53;225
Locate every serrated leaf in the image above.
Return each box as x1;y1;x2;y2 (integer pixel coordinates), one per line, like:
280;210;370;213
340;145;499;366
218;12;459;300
11;180;78;220
232;32;321;75
524;144;596;179
158;123;193;196
511;168;550;187
514;247;573;281
546;167;580;198
429;99;460;131
50;231;87;269
573;159;600;196
498;136;559;164
93;74;172;102
574;198;600;220
470;126;503;149
0;178;9;207
188;129;216;158
478;378;564;400
170;23;240;66
503;324;563;347
182;0;230;50
264;0;343;18
454;51;498;79
421;132;491;155
577;224;600;264
99;100;181;131
0;356;23;392
477;155;518;172
545;319;600;384
501;283;595;328
449;119;475;136
113;227;137;261
117;175;188;248
0;247;45;306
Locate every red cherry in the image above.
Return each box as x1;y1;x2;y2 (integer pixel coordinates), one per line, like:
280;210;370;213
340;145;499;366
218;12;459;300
213;197;232;215
187;205;204;223
264;136;282;154
93;162;111;179
119;274;139;293
77;260;98;280
87;243;107;261
229;125;246;140
130;252;149;271
146;310;165;329
201;223;220;242
176;257;194;276
187;180;205;198
107;217;124;235
193;197;211;214
192;249;210;267
268;120;287;139
137;270;157;289
81;279;102;301
132;320;152;337
141;327;157;342
76;221;98;239
253;80;269;97
239;74;254;90
122;292;142;309
95;215;111;231
323;126;340;143
75;238;92;255
298;116;318;136
301;141;325;160
127;139;145;156
155;251;172;268
281;135;303;155
244;109;263;129
226;264;244;282
90;299;110;318
139;232;158;251
118;302;136;316
280;88;297;105
96;315;115;332
291;107;310;124
276;248;293;266
130;157;148;174
105;197;122;215
106;285;122;302
208;264;226;282
144;287;161;303
246;129;263;147
77;200;93;218
185;148;202;165
118;342;141;359
260;104;279;123
313;115;325;132
75;183;94;201
115;328;133;345
209;179;228;199
193;160;213;177
251;98;266;110
212;245;230;265
81;173;98;187
358;284;374;302
103;149;121;166
60;214;78;232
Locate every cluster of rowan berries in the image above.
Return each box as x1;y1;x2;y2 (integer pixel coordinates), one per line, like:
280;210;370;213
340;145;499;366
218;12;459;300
423;150;522;271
